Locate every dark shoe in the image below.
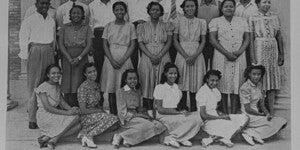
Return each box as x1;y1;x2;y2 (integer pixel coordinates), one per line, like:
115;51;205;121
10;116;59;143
29;122;38;129
37;135;50;148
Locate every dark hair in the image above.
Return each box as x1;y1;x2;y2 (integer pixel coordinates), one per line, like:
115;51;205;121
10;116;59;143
112;1;128;13
44;64;61;82
243;65;266;80
180;0;199;17
255;0;261;5
203;70;222;84
82;62;97;80
147;2;164;17
69;5;85;21
219;0;236;16
120;69;141;89
160;62;180;84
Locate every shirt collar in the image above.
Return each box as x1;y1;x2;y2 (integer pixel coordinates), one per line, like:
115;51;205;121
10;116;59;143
236;1;256;8
124;85;132;91
164;82;178;89
257;10;272;16
34;11;50;20
246;79;257;87
200;0;217;6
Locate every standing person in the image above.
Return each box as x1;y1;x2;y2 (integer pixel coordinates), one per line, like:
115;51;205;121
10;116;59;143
137;2;173;115
239;65;287;146
158;0;184;63
88;0;120;107
101;1;136;115
173;0;206;112
24;2;56;19
19;0;56;129
235;0;258;66
197;0;220;70
56;0;89;30
112;69;166;148
209;0;250;114
58;5;93;107
153;62;202;148
35;64;81;150
249;0;284;116
196;70;249;148
124;0;157;69
77;63;119;148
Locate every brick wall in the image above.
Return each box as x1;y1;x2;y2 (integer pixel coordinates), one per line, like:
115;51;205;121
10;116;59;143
8;0;21;80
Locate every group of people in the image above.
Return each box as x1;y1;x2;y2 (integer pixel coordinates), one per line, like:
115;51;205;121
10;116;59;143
19;0;288;149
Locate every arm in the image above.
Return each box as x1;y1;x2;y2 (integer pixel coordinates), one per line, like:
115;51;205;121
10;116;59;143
59;94;72;110
38;93;74;116
157;35;173;59
200;106;229;121
276;30;284;66
18;19;30;60
233;32;250;57
249;32;257;64
58;27;73;63
154;99;183;115
55;7;64;30
240;87;264;116
116;89;134;125
139;42;157;60
209;31;235;59
191;34;206;59
118;39;136;65
73;30;93;64
79;102;105;115
103;38;120;68
173;33;189;59
244;103;265;116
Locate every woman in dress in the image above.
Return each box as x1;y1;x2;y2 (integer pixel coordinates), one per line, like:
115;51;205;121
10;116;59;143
112;69;166;148
249;0;284;116
58;5;93;107
101;1;136;115
137;2;173;115
35;64;81;150
77;63;119;148
196;70;249;148
209;0;250;114
153;62;202;148
240;65;287;146
173;0;206;112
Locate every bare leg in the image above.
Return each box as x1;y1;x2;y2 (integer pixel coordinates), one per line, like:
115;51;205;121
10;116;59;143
266;90;276;115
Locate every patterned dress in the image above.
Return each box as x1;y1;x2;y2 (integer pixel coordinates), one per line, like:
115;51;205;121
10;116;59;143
116;86;166;145
77;80;119;137
196;84;248;139
101;21;137;93
209;16;249;94
249;11;282;91
58;22;93;93
173;15;207;92
137;21;173;99
239;80;287;139
153;83;202;142
35;82;78;138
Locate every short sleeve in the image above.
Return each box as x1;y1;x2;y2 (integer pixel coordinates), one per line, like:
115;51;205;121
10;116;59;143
242;18;250;32
136;23;145;42
165;22;175;35
102;23;110;39
239;86;251;104
248;16;255;32
34;82;49;95
172;17;179;34
86;26;94;39
129;23;137;40
209;18;217;32
153;84;164;100
195;88;208;107
200;20;207;35
274;15;281;30
77;84;88;103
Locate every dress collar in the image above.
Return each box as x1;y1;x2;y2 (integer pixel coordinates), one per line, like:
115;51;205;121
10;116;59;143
200;0;217;6
246;79;257;87
124;84;135;92
236;1;256;8
257;10;272;16
164;82;178;89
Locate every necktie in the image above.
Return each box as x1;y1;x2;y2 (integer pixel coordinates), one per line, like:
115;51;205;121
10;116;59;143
170;0;177;19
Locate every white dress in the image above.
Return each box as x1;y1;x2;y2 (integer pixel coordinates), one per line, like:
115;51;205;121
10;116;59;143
196;84;248;139
153;83;202;142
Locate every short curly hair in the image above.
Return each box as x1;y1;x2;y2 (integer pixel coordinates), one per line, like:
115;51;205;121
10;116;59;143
146;1;164;17
243;65;266;80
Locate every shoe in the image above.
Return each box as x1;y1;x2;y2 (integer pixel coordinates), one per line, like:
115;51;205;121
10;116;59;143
201;137;213;148
29;122;38;129
123;140;131;148
37;135;50;148
253;136;264;144
180;140;192;147
112;134;122;149
219;138;234;148
47;141;55;150
82;136;97;148
242;133;255;146
169;140;180;148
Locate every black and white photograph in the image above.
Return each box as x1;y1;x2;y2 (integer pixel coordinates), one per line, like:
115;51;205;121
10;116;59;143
3;0;295;149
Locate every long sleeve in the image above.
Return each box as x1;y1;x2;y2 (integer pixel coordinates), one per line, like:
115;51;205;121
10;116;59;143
88;5;95;31
55;6;64;30
18;19;31;59
116;89;133;124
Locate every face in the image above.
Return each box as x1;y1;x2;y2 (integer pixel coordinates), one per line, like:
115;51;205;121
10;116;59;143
149;5;161;19
84;66;97;81
70;7;84;23
249;68;262;84
113;5;126;19
36;0;50;16
258;0;271;13
165;67;178;84
222;1;235;17
125;72;138;89
47;67;61;83
206;75;219;89
183;1;196;17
